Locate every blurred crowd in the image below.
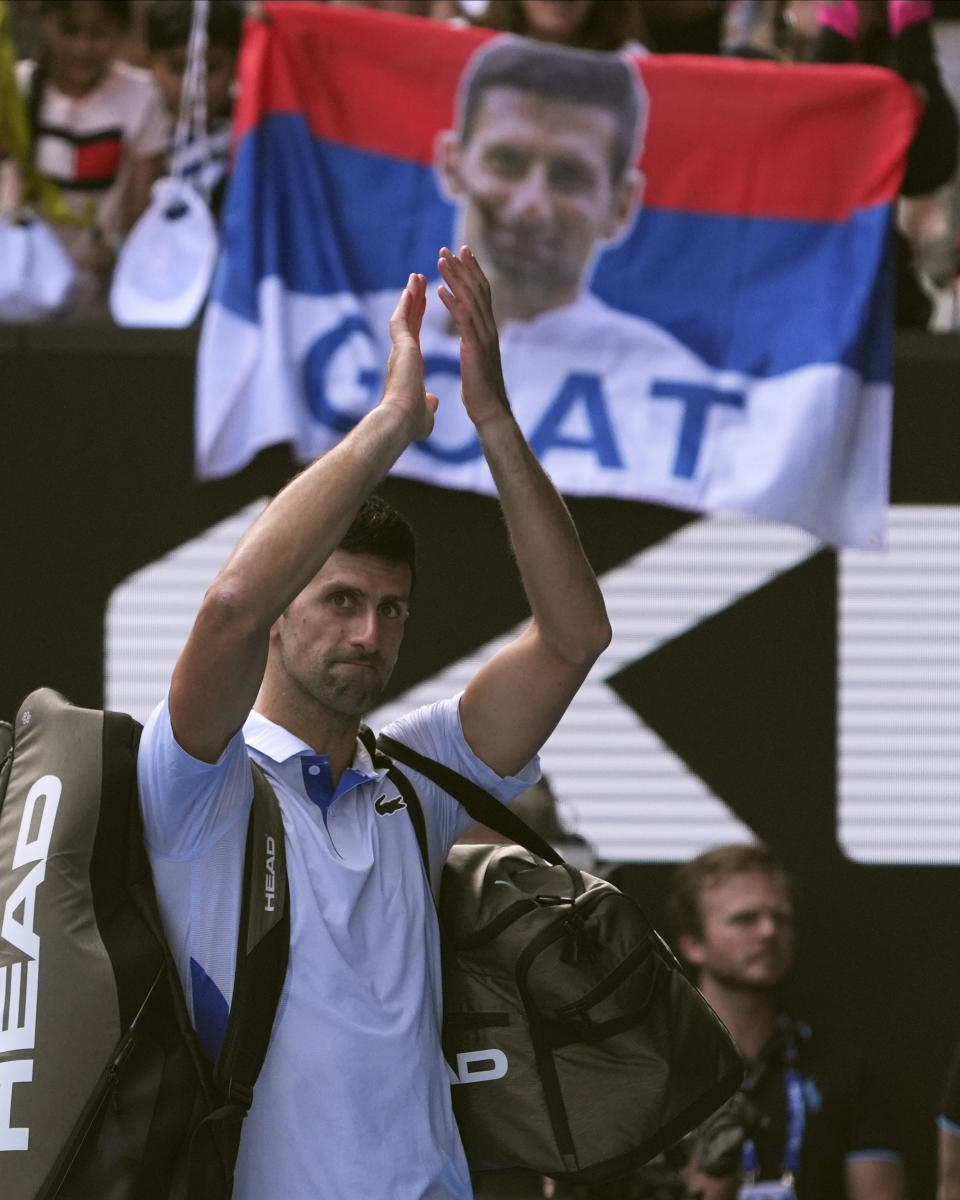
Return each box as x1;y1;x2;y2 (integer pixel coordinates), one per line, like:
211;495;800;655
0;0;959;327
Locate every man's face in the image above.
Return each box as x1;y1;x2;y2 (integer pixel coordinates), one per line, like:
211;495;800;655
681;870;795;993
439;86;638;317
270;550;411;719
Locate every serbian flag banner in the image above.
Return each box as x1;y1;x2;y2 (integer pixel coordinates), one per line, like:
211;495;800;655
196;2;920;549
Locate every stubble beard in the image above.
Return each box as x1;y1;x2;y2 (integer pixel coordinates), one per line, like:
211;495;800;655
308;658;391;721
715;957;792;997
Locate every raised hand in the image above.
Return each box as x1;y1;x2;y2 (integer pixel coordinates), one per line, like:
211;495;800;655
383;272;438;443
437;246;511;430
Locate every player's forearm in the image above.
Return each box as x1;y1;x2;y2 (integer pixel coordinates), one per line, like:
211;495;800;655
212;402;415;628
478;412;611;667
168;401;416;761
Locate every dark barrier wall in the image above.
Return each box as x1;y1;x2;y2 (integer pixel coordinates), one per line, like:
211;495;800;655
4;323;960;1195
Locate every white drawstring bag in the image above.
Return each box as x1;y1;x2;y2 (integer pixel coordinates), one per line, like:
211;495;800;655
0;211;75;320
109;175;219;327
110;0;219;328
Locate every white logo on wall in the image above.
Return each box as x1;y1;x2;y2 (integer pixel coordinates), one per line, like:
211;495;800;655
104;505;960;865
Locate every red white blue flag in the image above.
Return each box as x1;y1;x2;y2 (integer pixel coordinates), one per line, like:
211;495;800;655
196;1;920;548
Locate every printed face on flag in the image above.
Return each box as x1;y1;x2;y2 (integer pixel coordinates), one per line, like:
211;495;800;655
436;39;645;323
437;87;641;321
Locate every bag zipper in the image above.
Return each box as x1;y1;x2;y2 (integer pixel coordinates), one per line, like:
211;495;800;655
41;967;166;1198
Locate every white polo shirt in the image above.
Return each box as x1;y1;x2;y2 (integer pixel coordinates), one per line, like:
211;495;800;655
137;694;538;1200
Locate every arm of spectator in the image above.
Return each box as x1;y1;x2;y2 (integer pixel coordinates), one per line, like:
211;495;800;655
685;1164;738;1199
939;1042;960;1200
119;150;165;236
436;245;611;778
939;1124;960;1200
845;1155;905;1200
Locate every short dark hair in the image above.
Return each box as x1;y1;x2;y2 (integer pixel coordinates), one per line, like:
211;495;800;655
456;36;646;183
145;0;244;54
39;0;131;25
476;0;651;53
665;842;793;944
338;495;417;589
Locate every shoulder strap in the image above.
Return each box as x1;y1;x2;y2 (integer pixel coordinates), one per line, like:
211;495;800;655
0;718;13;811
168;764;291;1196
375;733;563;867
359;725;431;874
212;763;289;1110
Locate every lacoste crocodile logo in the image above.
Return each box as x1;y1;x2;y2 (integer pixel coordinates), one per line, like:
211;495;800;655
374;793;406;816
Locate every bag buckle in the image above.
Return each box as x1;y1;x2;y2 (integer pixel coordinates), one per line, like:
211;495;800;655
225;1078;254;1111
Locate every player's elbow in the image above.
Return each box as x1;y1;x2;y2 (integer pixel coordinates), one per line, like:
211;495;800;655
195;578;269;646
557;608;611;672
585;610;613;662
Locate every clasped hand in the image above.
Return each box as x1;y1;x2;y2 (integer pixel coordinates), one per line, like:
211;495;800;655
383;245;510;443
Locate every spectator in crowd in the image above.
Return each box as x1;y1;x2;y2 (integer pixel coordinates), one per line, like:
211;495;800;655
145;0;244;217
938;1039;960;1200
665;842;905;1200
458;774;597;870
332;0;438;15
0;0;168;318
641;0;725;54
471;0;651;52
725;0;959;327
813;0;959;327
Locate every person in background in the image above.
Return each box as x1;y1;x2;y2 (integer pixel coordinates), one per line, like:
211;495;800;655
813;0;959;327
145;0;244;217
640;0;725;54
0;0;168;317
457;774;597;872
331;0;438;16
938;1039;960;1200
666;843;905;1200
724;0;959;328
471;0;651;52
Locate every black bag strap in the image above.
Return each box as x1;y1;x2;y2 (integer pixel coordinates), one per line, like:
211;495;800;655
147;757;290;1199
374;732;563;868
358;725;432;873
186;763;290;1195
213;763;289;1107
0;719;12;811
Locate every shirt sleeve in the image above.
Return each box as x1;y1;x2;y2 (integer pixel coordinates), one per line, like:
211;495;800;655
137;696;254;859
119;65;171;158
940;1042;960;1133
843;1056;903;1162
